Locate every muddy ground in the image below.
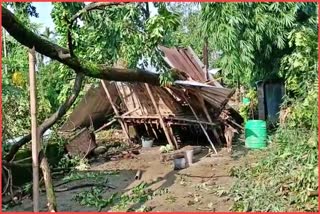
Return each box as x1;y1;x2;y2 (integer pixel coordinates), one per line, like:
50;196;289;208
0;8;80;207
5;143;255;212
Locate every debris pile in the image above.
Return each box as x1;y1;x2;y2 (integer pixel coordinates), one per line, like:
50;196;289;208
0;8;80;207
60;46;243;156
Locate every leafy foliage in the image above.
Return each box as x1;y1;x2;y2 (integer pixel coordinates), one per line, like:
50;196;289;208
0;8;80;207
239;89;258;122
201;2;316;88
229;128;318;211
227;4;318;211
61;171;118;183
51;3;179;71
73;181;162;212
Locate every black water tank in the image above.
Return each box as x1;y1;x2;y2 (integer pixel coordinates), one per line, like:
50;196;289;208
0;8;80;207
256;80;285;124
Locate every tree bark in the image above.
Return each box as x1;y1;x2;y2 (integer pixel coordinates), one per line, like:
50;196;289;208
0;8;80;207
4;73;84;162
39;152;57;212
2;6;160;85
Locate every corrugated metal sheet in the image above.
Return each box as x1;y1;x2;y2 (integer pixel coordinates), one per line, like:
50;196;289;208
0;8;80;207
159;46;206;82
174;80;216;88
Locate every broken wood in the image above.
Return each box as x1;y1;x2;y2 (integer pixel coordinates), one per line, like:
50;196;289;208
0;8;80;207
168;125;179;149
198;96;222;146
184;97;218;154
101;80;131;144
307;190;318;197
144;83;176;149
94;119;117;133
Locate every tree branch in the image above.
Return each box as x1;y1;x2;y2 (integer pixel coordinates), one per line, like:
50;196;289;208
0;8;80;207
4;73;85;162
70;2;129;23
67;2;129;57
2;6;160;85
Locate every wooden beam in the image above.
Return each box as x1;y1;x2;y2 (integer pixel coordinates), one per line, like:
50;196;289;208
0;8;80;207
116;115;218;126
144;83;175;149
101;80;131;144
94;119;117;133
198;96;222;145
184;96;218;154
168;125;179;149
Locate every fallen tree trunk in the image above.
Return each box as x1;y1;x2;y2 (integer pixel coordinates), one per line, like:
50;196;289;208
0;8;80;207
2;6;160;85
5;73;84;162
39;152;57;212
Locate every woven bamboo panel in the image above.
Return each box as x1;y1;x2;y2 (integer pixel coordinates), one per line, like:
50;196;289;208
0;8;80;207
65;128;97;157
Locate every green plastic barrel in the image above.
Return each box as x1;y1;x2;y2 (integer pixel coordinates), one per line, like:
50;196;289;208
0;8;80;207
245;120;267;149
242;97;250;105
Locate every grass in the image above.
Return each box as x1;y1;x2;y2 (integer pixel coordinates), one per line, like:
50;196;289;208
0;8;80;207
228;128;318;212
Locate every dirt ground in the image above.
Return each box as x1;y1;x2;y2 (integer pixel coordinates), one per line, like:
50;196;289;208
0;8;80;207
5;144;251;212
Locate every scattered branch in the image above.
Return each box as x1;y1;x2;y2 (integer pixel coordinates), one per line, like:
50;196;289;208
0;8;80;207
70;2;129;23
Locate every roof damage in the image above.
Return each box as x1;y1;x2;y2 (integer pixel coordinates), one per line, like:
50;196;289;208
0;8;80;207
60;46;242;156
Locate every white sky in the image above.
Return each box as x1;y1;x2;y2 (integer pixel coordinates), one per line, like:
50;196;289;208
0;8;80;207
30;2;158;32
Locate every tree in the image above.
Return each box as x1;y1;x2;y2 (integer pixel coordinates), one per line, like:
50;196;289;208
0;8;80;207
2;3;181;85
201;2;317;88
2;2;182;161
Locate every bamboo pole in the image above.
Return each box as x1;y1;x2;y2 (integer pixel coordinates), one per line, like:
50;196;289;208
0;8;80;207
144;83;176;149
101;80;131;143
3;29;8;74
29;47;39;212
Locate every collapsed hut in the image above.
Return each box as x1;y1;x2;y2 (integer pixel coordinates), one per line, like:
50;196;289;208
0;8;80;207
60;46;242;155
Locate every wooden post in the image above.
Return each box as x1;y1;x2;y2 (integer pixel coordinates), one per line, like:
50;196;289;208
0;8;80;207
184;96;218;154
168;125;179;149
29;47;39;212
203;36;209;81
198;97;222;145
144;84;176;149
101;80;131;143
